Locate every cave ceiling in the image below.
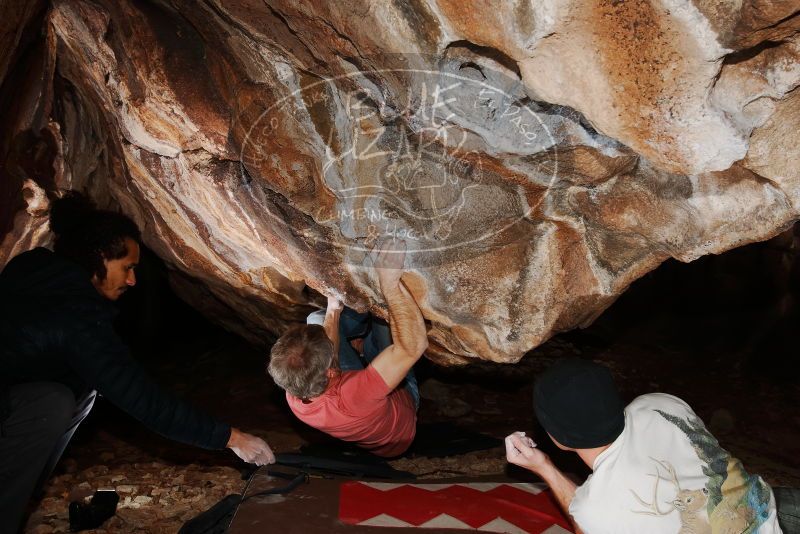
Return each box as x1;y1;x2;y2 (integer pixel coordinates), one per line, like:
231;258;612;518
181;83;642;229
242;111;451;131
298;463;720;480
1;0;798;363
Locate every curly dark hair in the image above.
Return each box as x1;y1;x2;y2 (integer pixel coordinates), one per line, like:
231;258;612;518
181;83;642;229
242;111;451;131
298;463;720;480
49;191;141;280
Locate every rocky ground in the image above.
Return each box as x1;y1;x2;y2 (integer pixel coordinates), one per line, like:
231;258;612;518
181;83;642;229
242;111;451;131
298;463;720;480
22;254;800;533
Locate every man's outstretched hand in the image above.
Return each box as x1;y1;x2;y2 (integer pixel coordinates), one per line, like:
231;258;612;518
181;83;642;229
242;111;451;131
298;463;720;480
227;428;275;466
505;431;551;474
504;431;583;533
374;239;406;287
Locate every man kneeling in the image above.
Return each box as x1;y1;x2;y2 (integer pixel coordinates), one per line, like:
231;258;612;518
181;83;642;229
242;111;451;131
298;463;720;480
268;242;427;457
505;358;789;534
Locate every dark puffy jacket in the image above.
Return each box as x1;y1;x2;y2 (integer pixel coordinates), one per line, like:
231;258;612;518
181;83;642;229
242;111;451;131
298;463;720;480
0;248;230;450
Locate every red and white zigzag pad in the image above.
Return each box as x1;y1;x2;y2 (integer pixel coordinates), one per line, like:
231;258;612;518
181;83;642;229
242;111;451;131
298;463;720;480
339;482;574;533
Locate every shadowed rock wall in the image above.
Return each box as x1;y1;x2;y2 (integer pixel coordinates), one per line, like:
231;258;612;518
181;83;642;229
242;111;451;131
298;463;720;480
1;0;798;363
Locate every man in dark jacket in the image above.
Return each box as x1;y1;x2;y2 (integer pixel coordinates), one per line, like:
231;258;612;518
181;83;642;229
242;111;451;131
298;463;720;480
0;194;274;533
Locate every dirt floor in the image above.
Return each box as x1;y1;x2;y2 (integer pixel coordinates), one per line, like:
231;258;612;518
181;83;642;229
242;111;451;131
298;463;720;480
22;249;800;533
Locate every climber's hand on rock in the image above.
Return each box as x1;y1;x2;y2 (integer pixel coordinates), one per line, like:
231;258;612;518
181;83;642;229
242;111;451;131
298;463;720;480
227;428;276;466
327;295;344;313
374;238;406;287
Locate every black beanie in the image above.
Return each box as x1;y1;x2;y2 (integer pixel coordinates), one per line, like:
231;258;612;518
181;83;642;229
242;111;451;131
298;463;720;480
534;358;625;449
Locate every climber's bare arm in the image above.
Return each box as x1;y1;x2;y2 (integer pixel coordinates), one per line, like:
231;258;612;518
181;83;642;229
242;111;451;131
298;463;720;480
369;241;428;390
324;296;343;366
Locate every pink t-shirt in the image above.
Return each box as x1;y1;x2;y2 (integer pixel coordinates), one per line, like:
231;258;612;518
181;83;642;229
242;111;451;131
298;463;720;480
287;365;416;457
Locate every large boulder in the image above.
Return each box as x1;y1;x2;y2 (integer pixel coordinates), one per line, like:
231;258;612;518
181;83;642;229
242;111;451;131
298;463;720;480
0;0;798;363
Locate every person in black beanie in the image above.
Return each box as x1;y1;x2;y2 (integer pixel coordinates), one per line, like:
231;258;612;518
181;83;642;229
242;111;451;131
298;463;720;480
505;358;793;534
0;192;275;533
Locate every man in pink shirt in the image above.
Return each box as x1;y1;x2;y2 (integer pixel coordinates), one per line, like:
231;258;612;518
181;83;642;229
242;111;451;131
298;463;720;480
268;242;427;457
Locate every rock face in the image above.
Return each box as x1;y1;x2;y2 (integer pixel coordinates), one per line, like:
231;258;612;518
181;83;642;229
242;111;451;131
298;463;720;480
0;0;798;363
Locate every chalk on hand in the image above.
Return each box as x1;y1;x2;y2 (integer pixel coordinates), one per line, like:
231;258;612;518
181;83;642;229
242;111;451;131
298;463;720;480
515;431;536;448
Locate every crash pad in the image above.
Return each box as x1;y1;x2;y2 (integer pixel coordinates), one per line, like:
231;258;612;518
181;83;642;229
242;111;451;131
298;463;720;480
228;468;573;533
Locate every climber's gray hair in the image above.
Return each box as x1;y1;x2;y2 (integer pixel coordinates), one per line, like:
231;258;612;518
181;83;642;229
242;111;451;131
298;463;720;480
267;324;334;399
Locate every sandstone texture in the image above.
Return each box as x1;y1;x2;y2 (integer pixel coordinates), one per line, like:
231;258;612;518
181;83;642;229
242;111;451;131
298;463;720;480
1;0;798;363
